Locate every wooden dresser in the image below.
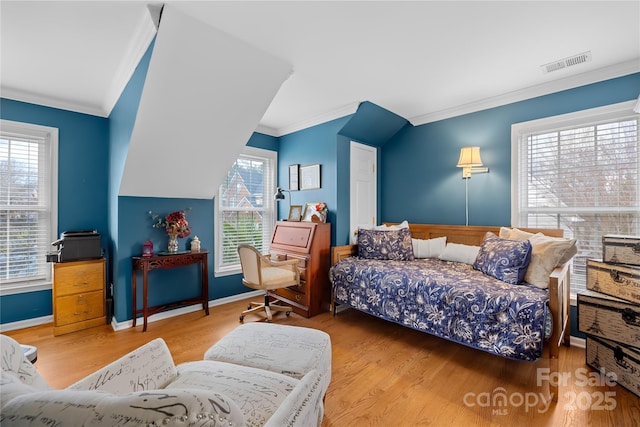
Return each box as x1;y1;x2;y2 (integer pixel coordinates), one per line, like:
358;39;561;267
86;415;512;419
53;258;106;336
269;221;331;317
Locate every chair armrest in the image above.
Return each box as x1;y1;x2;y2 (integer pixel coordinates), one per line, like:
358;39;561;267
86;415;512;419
68;338;177;393
261;255;300;269
0;335;49;390
1;388;244;427
264;370;325;427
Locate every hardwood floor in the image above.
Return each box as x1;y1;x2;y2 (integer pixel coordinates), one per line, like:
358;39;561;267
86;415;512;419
4;297;639;427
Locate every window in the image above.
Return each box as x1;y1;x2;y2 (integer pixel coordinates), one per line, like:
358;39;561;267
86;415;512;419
512;101;639;298
214;146;277;275
0;120;58;295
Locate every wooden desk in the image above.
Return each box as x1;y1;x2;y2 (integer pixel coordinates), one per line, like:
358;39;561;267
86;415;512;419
132;251;209;332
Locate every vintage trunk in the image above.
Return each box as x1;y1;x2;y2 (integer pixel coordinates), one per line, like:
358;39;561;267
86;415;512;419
577;290;640;348
603;234;640;267
585;335;640;398
586;259;640;304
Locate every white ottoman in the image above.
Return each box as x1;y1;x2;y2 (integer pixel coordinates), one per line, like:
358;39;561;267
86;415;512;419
204;323;332;397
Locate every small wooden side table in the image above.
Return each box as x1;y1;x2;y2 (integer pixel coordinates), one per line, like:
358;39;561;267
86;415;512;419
132;251;209;332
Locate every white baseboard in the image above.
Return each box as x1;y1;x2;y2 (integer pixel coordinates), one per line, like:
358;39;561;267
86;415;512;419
0;292;262;333
0;315;54;333
570;336;586;349
111;290;262;331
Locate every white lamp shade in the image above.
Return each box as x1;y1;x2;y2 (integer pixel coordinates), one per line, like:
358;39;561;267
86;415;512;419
457;146;484;167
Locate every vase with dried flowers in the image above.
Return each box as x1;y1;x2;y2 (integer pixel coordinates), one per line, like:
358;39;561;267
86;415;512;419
149;208;192;252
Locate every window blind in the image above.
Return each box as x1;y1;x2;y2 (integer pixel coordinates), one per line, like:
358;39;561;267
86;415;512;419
515;112;639;296
0;127;54;289
215;147;276;274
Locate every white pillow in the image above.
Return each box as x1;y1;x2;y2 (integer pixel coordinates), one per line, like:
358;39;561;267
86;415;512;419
359;220;409;231
438;243;480;265
412;236;447;258
500;227;578;289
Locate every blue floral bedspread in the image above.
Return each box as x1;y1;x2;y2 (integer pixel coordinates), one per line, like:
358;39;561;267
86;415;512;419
330;257;549;361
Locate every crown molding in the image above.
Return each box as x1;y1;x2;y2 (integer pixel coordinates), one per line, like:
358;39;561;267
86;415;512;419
0;87;108;117
102;9;158;116
409;59;640;126
1;10;157;118
255;123;279;137
270;101;361;137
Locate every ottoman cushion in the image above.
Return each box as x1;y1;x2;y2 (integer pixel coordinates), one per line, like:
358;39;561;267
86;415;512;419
169;360;297;427
204;323;331;395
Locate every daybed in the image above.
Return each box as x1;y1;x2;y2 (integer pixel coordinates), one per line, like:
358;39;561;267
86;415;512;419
329;223;573;402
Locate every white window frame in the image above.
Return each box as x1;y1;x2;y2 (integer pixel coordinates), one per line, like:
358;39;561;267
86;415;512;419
214;146;277;277
0;120;58;295
511;100;639;303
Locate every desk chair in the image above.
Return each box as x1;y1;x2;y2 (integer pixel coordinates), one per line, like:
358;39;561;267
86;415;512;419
237;244;299;322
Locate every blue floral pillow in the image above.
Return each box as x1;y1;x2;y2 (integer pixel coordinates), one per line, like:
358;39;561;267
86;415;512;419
473;232;532;285
358;228;415;261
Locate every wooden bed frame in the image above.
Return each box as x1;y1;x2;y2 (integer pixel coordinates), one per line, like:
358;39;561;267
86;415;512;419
330;223;571;402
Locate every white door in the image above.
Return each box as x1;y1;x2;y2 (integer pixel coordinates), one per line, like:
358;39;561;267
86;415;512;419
350;141;377;244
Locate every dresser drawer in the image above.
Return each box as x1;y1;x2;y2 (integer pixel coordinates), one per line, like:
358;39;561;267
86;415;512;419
276;280;309;305
54;260;104;297
55;290;104;325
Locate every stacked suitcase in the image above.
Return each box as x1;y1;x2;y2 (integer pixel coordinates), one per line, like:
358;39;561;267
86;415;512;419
577;234;640;397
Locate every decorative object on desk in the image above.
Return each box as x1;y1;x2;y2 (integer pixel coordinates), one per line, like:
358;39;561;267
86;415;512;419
190;236;201;252
149;208;192;253
302;202;327;222
142;240;154;257
314;202;327;223
300;164;321;190
288;205;302;222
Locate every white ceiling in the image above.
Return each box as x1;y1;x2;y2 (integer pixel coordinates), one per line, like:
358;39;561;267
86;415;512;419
2;1;639;136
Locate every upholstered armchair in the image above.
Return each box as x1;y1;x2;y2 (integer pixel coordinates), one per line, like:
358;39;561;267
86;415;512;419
0;333;327;426
237;244;300;322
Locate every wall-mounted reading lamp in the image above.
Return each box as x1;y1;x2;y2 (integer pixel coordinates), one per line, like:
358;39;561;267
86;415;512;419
456;146;489;226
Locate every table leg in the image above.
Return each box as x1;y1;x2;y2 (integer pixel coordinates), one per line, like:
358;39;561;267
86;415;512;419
202;256;209;315
143;266;149;332
132;269;137;327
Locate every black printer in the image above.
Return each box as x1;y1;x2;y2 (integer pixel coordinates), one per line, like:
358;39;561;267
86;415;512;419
50;230;102;263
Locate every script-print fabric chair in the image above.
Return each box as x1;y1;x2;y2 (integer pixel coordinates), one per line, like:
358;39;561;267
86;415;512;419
237;244;300;322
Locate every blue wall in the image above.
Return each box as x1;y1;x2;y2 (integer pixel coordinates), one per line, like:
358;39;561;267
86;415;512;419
382;73;640;227
276;101;407;247
0;99;109;324
2;61;638;335
107;39;279;322
0;42;279;325
277;116;351;245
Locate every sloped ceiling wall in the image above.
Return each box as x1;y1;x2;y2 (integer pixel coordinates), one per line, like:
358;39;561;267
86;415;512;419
120;4;292;199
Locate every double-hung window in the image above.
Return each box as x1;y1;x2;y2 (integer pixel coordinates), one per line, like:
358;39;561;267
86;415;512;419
0;120;58;295
512;101;639;298
214;146;277;275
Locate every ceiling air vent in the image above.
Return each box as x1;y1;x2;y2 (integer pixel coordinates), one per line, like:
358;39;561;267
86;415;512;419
541;51;592;74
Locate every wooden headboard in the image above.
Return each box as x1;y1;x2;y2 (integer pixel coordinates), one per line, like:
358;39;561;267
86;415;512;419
331;223;563;264
393;223;563;246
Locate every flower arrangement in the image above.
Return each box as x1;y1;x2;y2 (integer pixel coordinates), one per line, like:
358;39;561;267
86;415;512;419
149;208;192;239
